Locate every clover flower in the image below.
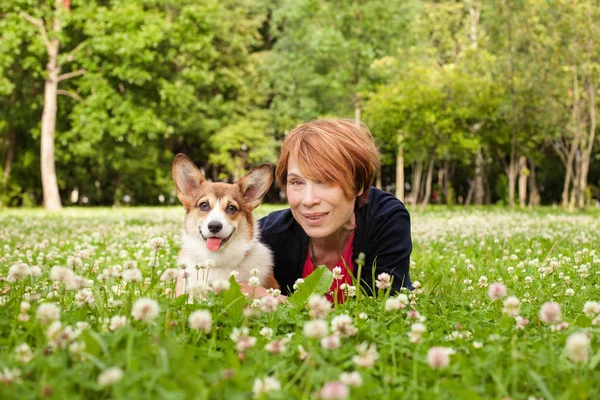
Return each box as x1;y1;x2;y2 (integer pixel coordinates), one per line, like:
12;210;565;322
488;282;507;300
252;376;281;399
189;310;212;333
319;381;349;400
97;367;123;387
427;347;455;369
566;332;590;363
131;298;160;322
304;319;328;339
376;272;391;290
540;302;561;324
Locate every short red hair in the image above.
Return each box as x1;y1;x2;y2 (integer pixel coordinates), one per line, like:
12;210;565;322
276;119;380;207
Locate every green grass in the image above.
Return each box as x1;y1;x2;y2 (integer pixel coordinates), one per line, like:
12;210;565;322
0;206;599;399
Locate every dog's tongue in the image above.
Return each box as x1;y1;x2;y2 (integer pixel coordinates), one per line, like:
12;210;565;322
206;237;223;252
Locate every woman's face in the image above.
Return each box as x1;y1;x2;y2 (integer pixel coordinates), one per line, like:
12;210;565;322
286;156;356;239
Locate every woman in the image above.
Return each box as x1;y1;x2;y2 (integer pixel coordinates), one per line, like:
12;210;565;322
243;118;412;301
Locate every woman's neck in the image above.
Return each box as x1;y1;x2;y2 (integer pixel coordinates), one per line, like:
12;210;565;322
310;213;355;261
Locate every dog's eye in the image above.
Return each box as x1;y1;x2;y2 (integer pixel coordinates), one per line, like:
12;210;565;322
226;205;238;214
199;202;210;211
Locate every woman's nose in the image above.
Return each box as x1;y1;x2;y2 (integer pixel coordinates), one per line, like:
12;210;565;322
301;182;321;207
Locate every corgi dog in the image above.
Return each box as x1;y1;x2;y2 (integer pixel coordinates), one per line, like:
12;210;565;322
172;153;278;297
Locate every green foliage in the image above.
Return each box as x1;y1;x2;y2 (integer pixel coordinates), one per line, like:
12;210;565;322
1;208;600;398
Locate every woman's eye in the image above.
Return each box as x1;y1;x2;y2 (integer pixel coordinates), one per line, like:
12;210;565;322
227;205;238;213
199;202;210;211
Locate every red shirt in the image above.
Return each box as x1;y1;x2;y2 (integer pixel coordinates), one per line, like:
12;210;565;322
302;232;355;304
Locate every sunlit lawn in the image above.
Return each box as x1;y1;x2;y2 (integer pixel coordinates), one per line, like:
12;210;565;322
0;205;599;399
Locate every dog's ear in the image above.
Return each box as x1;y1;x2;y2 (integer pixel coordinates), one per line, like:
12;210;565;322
238;164;273;210
172;154;206;205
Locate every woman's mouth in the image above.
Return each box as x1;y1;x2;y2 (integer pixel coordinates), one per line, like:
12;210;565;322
303;213;328;226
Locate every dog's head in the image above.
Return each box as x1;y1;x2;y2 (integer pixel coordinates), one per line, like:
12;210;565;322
172;153;272;252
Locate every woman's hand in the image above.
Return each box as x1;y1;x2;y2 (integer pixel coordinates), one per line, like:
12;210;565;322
238;281;287;303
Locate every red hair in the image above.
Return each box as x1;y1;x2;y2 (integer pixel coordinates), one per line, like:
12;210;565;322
276;119;380;206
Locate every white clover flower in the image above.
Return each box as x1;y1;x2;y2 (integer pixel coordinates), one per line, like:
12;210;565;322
211;279;230;292
260;327;273;339
293;278;305;291
340;371;362;387
150;237;165;249
230;327;256;352
248;276;260;287
131;298;160;322
229;270;240;281
0;367;22;385
332;266;344;281
488;282;507;300
376;272;391;290
14;343;33;363
565;288;575;297
252;376;281;399
250;268;260;277
304;319;328;339
189;310;212;333
265;338;288;355
583;301;600;318
8;262;30;282
540;302;561;324
502;296;520;317
427;347;455;368
75;288;95;308
122;268;143;283
109;316;128;331
331;314;357;337
385;297;404;312
308;295;331;319
321;335;341;350
515;316;529;330
189;282;210;300
319;381;349;400
260;295;279;313
97;366;124;387
49;266;76;284
160;268;179;281
36;303;61;324
566;332;590;363
352;342;379;368
478;276;488;287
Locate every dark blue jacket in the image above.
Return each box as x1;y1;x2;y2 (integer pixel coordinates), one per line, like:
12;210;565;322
258;187;413;296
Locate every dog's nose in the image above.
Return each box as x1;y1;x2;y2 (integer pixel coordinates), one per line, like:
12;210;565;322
207;221;222;234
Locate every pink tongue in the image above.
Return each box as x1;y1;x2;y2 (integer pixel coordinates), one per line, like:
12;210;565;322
206;237;223;252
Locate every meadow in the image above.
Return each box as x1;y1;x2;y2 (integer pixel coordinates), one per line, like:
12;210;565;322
0;206;599;399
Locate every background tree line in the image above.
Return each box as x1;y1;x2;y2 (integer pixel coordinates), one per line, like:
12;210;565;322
1;0;599;210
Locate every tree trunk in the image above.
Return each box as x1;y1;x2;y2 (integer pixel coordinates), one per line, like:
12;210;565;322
569;152;581;211
41;23;62;210
562;64;581;209
443;159;451;204
395;143;404;202
474;149;485;205
504;157;518;209
411;161;423;205
354;93;361;124
578;77;596;209
518;155;527;208
2;130;16;188
419;155;435;211
528;159;541;207
437;162;444;204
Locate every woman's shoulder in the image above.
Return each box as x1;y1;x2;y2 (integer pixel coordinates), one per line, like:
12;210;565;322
257;208;297;235
362;187;409;219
